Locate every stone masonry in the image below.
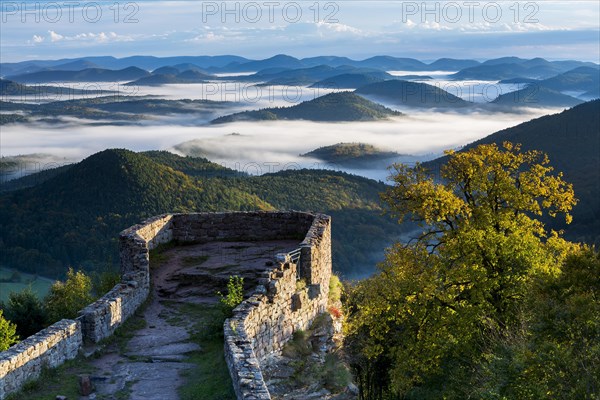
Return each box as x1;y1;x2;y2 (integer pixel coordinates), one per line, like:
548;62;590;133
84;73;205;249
0;211;332;400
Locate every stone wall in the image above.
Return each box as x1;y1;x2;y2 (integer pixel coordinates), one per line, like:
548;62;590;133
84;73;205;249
0;211;332;400
0;320;82;399
224;214;332;400
78;214;174;343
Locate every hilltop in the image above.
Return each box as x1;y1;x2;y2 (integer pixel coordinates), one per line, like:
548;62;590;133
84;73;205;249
491;85;583;108
301;143;400;167
355;80;471;108
310;73;392;89
426;100;600;244
0;150;403;278
211;92;402;123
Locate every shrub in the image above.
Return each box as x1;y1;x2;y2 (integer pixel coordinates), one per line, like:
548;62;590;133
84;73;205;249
45;268;94;323
217;275;244;317
0;310;19;351
3;287;48;339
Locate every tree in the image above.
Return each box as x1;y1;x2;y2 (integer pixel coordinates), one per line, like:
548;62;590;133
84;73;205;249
2;287;48;339
0;310;19;351
45;267;94;323
345;142;578;398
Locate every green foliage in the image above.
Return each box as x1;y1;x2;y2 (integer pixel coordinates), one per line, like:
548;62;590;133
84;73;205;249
173;303;236;400
0;148;404;279
516;247;600;398
217;275;244;317
91;268;121;297
4;356;96;400
0;309;19;351
44;268;94;322
1;287;47;339
427;99;600;245
282;330;313;358
328;274;343;305
345;142;581;399
301;142;400;167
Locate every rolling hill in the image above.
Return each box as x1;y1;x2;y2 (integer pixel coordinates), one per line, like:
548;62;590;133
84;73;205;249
537;66;600;92
426;100;600;244
491;85;583;108
0;149;404;279
0;97;231;124
355;80;471;108
7;67;150;83
301;143;400;167
450;58;597;81
211;92;402;123
125;69;213;86
310;73;392;89
0;78;112;97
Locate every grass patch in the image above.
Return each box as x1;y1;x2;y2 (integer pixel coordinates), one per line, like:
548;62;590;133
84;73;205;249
282;330;313;359
279;313;353;392
0;267;54;303
6;357;96;400
329;274;343;305
172;303;236;400
181;255;210;267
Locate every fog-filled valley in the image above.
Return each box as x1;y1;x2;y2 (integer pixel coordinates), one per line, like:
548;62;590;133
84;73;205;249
1;55;599;283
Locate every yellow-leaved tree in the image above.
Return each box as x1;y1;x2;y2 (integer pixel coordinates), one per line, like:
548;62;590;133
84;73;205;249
345;142;579;399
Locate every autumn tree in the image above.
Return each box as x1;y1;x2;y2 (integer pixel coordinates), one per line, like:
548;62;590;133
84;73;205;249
345;142;578;399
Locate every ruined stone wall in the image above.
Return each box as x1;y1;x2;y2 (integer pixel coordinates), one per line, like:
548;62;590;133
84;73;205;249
0;320;82;399
78;214;174;343
0;212;332;400
0;214;175;399
171;211;314;243
224;214;332;400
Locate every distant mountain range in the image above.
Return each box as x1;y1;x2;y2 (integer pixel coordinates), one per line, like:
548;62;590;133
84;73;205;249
6;67;150;83
4;55;597;78
310;72;393;89
0;97;231;125
125;70;213;86
211;92;401;123
355;80;471;108
0;78;113;97
450;58;597;80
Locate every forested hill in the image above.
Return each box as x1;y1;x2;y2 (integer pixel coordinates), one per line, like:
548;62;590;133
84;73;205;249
426;100;600;244
211;92;401;123
355;80;471;108
0;150;403;279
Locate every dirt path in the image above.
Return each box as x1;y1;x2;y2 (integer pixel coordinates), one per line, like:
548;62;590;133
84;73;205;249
88;240;298;400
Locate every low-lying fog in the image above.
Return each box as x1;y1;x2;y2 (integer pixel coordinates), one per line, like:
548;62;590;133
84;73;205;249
2;106;560;182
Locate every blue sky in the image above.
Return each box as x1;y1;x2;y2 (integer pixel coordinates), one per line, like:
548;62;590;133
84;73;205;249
1;1;599;62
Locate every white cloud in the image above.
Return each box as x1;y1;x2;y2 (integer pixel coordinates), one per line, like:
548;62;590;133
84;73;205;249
186;32;225;42
317;22;363;35
39;31;133;44
49;31;64;42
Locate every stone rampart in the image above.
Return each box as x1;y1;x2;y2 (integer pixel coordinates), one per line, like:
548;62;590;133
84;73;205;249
0;212;332;400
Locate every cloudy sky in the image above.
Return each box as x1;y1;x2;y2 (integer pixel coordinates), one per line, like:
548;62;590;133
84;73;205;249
1;1;599;62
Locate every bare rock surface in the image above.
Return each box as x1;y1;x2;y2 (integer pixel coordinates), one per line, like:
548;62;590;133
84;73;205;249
88;240;298;399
